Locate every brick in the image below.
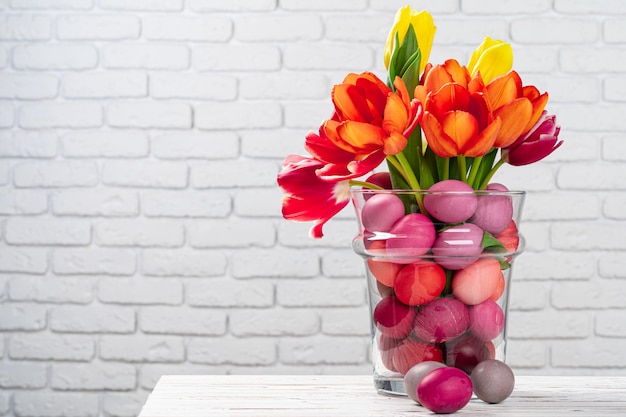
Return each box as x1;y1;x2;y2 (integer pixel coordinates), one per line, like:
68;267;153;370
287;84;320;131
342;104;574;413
0;130;57;157
107;101;191;128
0;102;13;127
284;101;333;129
605;134;626;160
278;219;358;249
552;221;626;250
512;18;598;44
188;336;276;365
143;15;232;41
191;160;278;188
142;190;231;218
10;334;94;361
150;73;237;100
599;252;626;278
103;392;149;417
235;15;322;42
279;336;367;365
14;392;98;417
95;219;185;247
325;15;393;42
433;18;508;45
489;164;555;192
506;340;546;368
231;248;319;278
0;160;7;184
551;339;626;368
140;306;227;335
63;72;147;99
284;44;373;70
98;277;183;305
102;160;188;188
102;44;189;70
13;43;97;70
509;281;549;311
193;44;281;71
234;187;282;217
19;101;102;129
523;192;600;221
195;101;282;130
0;189;48;216
100;334;185;362
50;305;135;333
551;132;598;162
559;162;626;190
0;247;47;274
52;362;136;390
140;363;226;389
13;160;98;187
322;249;364;278
53;248;136;276
276;279;365;307
62;130;148;157
189;219;274;248
320;307;369;336
0;44;7;69
52;189;139;217
514;251;594;281
241;130;302;158
230;309;319;336
0;363;47;388
371;0;458;13
10;0;93;9
561;47;626;73
6;217;91;245
152;131;239;159
186;279;274;307
281;0;366;10
461;0;551;13
99;0;182;10
0;303;46;331
189;0;276;12
523;74;599;103
507;310;589;339
509;46;559;74
0;14;52;40
596;310;626;337
241;73;327;100
0;73;57;99
142;248;227;277
555;0;626;14
551;280;626;309
57;14;139;40
9;276;92;304
605;76;626;102
604;18;626;43
0;392;7;415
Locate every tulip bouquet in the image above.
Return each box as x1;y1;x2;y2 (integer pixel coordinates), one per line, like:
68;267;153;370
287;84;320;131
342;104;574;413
277;5;562;239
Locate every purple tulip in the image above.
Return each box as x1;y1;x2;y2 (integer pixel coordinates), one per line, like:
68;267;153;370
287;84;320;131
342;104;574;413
504;111;562;166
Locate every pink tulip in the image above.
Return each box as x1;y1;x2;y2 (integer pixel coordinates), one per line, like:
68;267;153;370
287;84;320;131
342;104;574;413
504;111;562;166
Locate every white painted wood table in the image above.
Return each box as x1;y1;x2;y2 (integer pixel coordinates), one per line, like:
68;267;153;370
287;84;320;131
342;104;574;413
138;375;626;417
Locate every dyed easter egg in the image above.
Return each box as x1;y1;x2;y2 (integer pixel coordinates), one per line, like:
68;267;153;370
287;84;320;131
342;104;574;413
394;261;446;306
379;334;399;372
445;334;492;374
364;172;392;195
432;223;484;270
452;258;502;305
413;297;470;343
496;220;521;255
470;183;514;234
471;359;515;404
392;338;443;375
404;361;447;403
367;242;402;287
373;296;416;339
385;213;436;261
417;367;473;414
423;180;477;223
469;299;505;341
361;193;406;233
489;272;506;302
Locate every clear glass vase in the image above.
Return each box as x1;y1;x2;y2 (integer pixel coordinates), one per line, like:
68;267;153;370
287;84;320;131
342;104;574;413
351;188;525;396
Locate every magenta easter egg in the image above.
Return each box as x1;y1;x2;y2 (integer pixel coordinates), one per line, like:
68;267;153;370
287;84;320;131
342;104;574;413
373;296;416;339
470;183;514;234
471;359;515;403
417;367;473;414
364;172;392;191
469;299;505;341
432;223;484;270
404;361;447;403
413;297;470;343
423;180;477;223
361;193;406;233
385;213;436;261
445;334;492;374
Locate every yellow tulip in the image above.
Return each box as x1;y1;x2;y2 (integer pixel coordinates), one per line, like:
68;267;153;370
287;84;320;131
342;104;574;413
384;5;436;75
467;36;513;84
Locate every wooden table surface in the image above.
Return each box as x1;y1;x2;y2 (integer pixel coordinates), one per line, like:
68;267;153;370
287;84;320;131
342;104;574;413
138;374;626;417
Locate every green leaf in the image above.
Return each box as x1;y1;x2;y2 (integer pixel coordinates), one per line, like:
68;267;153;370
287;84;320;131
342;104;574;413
472;148;498;189
400;51;421;99
482;231;506;253
420;146;439;190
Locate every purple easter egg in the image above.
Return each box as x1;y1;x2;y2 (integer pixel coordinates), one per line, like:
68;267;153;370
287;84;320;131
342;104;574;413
423;180;477;223
471;359;515;404
361;193;406;233
385;213;436;262
432;223;484;270
470;183;514;234
469;299;505;341
404;361;447;403
417;367;473;414
413;297;470;344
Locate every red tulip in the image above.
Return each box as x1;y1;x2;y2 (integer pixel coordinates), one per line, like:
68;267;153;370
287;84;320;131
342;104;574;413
504;111;562;166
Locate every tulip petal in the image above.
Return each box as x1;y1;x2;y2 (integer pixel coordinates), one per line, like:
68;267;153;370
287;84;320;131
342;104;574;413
468;37;513;84
337;121;387;153
493;98;533;148
421;112;459;157
332;84;373;123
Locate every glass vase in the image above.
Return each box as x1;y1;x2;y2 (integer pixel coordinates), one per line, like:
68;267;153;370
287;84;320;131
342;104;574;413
351;187;525;396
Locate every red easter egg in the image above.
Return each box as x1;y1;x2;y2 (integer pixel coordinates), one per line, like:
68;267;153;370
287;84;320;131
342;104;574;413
413;297;470;343
392;338;443;375
394;261;446;306
373;296;416;339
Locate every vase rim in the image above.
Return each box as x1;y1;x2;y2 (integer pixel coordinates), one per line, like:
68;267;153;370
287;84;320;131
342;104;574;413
350;188;526;196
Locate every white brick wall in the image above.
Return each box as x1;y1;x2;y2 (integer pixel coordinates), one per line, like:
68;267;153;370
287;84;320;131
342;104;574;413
1;1;626;416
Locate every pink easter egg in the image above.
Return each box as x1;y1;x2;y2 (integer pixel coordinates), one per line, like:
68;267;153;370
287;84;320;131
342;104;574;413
404;361;447;403
432;223;484;270
470;183;514;234
373;296;416;339
423;180;477;223
361;193;406;233
469;299;505;341
385;213;436;262
364;172;392;192
413;297;470;343
452;258;502;305
417;367;473;414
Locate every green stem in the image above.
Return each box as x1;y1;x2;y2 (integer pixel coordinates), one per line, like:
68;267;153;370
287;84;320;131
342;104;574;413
441;157;450;181
394;152;427;214
479;157;507;190
386;155;411;185
467;155;483;189
349;180;384;190
457;155;468;183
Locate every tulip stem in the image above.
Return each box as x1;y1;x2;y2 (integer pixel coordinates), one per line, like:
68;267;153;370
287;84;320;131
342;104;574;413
442;158;449;181
479;157;506;190
457;155;468;183
467;155;483;189
391;152;427;214
349;180;384;190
